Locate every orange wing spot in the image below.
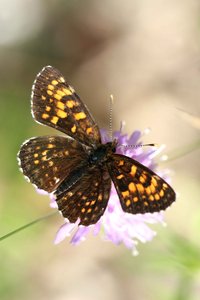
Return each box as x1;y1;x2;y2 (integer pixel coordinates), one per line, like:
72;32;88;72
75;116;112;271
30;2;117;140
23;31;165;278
149;195;154;201
42;150;48;156
42;113;49;119
136;183;145;194
45;106;51;112
66;100;76;108
163;183;168;189
71;124;76;133
34;153;38;158
122;190;130;198
36;146;40;150
128;182;136;193
45;173;49;177
151;176;158;187
57;90;65;97
130;165;137;176
63;88;72;96
48;161;54;166
126;199;131;207
54;93;62;101
42;156;47;161
48;84;54;91
118;160;124;166
144;201;149;206
150;184;156;194
74;112;86;120
64;150;69;156
51;80;58;85
56;109;67;118
56;101;65;110
42;95;46;100
59;76;65;83
47;90;53;96
139;175;147;184
87;208;92;213
51;116;59;124
49;98;53;103
81;208;86;213
86;127;93;134
98;194;103;201
90;200;96;206
133;197;138;202
85;201;90;206
145;186;151;195
159;189;164;197
154;193;160;201
34;160;39;164
47;144;54;148
117;174;124;180
53;166;58;172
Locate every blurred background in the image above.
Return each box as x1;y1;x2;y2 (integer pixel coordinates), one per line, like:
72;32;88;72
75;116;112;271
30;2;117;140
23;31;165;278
0;0;200;299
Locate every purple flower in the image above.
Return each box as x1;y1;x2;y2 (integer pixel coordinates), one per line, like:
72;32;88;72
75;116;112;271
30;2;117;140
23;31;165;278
49;128;170;255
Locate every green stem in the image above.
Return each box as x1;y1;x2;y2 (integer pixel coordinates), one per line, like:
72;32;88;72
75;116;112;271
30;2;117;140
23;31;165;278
0;211;57;241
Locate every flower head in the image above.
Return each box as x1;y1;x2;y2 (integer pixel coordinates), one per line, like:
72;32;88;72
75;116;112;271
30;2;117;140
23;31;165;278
50;128;171;255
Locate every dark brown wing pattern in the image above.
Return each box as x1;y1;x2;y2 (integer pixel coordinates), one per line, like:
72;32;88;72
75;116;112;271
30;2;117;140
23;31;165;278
31;66;101;147
18;136;88;193
56;167;111;225
107;154;176;214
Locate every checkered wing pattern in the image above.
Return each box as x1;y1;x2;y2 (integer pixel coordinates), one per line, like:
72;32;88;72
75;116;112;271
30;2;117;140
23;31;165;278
32;66;101;147
108;154;175;214
18;136;88;193
56;167;111;225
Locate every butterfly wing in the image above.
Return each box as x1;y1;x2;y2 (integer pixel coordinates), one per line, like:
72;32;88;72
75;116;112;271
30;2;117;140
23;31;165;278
107;154;176;214
18;136;88;193
56;167;111;225
32;66;101;147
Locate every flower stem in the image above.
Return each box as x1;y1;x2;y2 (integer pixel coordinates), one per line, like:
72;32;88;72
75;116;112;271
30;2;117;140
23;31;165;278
0;211;57;242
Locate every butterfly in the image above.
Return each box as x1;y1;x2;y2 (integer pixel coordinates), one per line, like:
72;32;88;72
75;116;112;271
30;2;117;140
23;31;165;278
18;66;176;226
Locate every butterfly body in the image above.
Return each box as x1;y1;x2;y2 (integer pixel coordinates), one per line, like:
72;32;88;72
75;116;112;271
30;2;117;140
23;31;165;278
18;66;175;226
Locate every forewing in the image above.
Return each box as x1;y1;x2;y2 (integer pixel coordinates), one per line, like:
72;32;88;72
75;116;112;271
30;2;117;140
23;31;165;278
108;154;176;214
18;136;88;193
56;167;111;225
32;66;101;147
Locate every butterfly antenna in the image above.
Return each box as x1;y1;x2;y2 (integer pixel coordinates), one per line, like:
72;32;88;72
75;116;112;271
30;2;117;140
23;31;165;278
109;94;114;141
120;143;158;150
